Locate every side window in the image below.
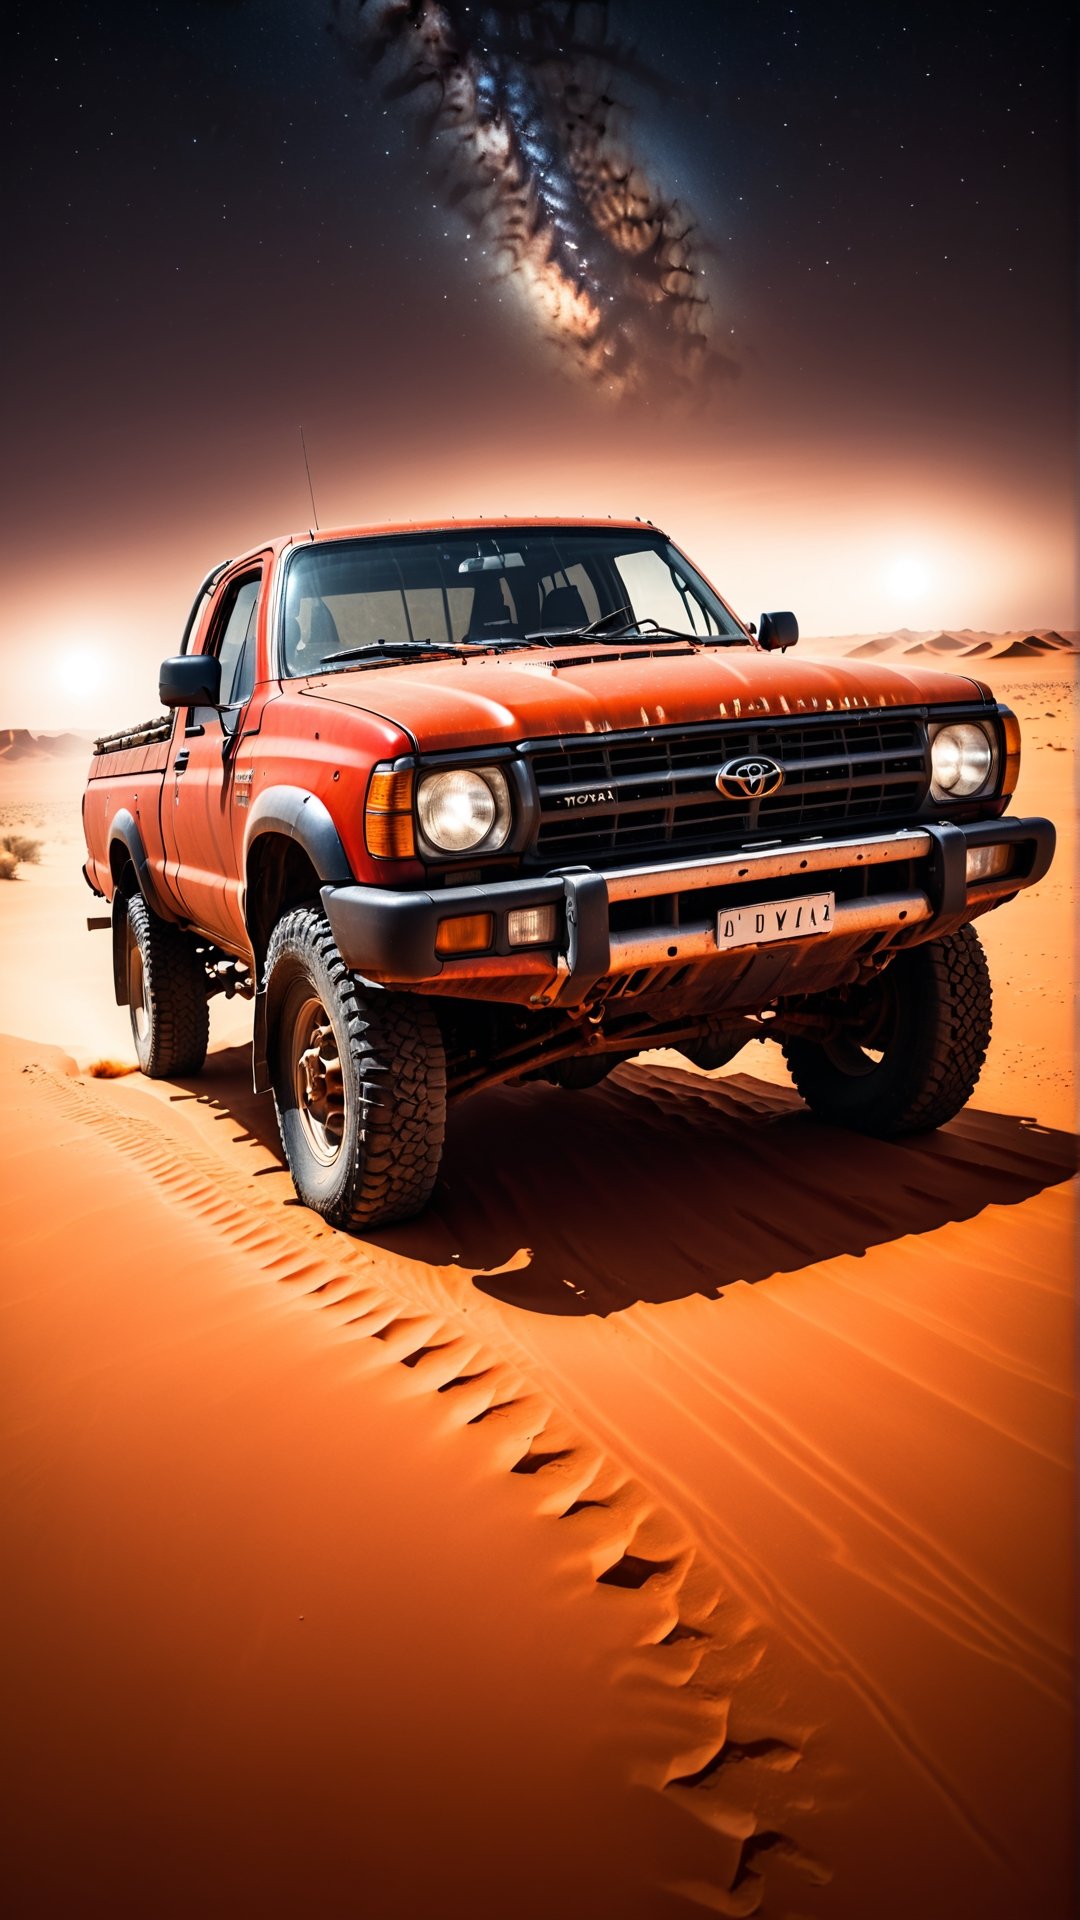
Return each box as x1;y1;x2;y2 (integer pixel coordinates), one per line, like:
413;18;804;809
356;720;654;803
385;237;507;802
211;576;261;706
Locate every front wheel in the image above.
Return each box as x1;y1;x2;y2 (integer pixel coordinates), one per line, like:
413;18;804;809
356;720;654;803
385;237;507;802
782;924;992;1138
266;907;447;1229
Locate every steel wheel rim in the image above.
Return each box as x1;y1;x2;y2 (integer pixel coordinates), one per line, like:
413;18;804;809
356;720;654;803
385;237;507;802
822;972;900;1079
290;994;347;1165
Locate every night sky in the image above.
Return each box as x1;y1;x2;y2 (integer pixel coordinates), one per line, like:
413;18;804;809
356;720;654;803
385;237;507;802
5;0;1075;726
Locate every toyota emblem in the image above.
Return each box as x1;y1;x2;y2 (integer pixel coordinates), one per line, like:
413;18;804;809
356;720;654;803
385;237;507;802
715;755;785;800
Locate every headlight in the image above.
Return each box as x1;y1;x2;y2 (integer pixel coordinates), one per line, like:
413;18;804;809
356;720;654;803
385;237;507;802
417;766;512;854
929;721;996;801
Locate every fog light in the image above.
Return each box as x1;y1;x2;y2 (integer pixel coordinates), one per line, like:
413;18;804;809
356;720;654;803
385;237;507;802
965;843;1013;883
507;904;558;947
435;913;494;956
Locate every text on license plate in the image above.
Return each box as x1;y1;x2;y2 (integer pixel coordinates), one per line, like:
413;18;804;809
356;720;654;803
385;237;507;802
716;891;835;951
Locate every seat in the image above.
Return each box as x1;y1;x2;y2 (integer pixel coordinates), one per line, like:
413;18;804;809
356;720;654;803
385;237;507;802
288;599;341;671
538;584;588;633
305;599;341;662
465;573;522;642
284;614;303;670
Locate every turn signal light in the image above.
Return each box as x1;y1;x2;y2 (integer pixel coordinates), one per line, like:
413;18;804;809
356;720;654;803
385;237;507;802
435;913;494;957
1000;708;1021;802
365;766;415;859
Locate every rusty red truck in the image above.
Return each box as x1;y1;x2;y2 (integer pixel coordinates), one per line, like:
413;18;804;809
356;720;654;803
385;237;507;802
82;519;1055;1227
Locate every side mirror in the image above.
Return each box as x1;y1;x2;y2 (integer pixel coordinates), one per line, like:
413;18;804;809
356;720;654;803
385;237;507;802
159;654;222;708
757;610;798;652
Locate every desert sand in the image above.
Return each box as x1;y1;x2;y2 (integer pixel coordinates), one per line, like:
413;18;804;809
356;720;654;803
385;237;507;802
0;648;1074;1918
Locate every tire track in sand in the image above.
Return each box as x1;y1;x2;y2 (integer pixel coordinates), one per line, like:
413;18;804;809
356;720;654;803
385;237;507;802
511;1301;1059;1879
24;1059;834;1918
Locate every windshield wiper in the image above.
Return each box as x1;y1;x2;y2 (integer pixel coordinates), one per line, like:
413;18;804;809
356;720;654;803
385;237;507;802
526;603;638;643
525;606;718;646
590;624;693;643
589;626;749;645
317;639;465;665
581;604;636;637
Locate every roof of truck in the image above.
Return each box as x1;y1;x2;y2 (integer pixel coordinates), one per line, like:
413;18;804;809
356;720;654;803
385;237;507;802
224;517;664;571
303;516;659;543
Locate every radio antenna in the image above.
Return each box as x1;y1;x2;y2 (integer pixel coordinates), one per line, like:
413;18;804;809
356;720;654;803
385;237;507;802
299;425;320;530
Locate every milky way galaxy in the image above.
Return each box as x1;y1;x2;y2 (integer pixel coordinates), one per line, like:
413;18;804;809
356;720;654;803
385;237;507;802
332;0;734;396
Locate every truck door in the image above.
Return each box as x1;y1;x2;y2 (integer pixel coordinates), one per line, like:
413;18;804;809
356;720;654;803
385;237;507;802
160;559;268;948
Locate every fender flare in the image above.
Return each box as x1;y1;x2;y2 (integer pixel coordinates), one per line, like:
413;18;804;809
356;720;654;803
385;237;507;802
242;787;355;1095
107;810;179;923
242;786;354;894
107;809;182;1008
111;890;129;1006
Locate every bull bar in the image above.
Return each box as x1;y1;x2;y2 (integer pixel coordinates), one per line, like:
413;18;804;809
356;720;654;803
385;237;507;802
320;814;1055;1005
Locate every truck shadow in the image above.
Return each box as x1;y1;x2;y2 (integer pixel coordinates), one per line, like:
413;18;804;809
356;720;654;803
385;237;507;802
185;1049;1077;1319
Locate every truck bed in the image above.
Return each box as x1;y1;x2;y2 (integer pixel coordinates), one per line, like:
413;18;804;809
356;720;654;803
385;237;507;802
92;716;173;756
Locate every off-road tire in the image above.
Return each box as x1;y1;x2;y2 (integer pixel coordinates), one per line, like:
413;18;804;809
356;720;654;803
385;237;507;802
266;906;447;1230
125;891;210;1078
782;924;992;1138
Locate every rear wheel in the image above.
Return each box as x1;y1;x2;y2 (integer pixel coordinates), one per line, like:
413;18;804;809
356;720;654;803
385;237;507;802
782;924;992;1137
266;907;446;1229
125;891;210;1078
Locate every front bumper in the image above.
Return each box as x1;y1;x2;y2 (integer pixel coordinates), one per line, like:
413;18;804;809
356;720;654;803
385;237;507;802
320;814;1055;1007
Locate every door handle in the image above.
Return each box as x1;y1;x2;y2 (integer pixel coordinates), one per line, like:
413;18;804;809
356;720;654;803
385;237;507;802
174;750;190;773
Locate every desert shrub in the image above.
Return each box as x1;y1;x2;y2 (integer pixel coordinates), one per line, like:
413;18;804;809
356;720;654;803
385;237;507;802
2;834;42;866
0;834;43;879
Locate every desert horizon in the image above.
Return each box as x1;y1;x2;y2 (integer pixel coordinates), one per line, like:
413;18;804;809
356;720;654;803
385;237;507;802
3;625;1077;745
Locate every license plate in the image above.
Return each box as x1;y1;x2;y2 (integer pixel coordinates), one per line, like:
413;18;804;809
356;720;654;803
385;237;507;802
716;891;835;951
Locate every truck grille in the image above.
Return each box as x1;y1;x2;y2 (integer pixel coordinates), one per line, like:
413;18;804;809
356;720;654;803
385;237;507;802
527;713;928;863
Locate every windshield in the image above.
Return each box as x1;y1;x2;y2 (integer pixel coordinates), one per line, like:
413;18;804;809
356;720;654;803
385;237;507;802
280;528;745;673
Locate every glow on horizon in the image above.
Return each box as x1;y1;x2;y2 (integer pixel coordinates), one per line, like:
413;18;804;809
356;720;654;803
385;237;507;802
53;648;105;700
1;462;1073;729
884;553;934;604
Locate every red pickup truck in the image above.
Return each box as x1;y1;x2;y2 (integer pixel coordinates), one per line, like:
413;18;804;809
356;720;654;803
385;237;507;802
83;519;1054;1228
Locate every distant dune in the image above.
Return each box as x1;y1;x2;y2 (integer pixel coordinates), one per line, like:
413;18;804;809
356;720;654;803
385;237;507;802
807;628;1079;663
995;638;1048;660
901;636;975;658
848;636;897;659
0;728;92;763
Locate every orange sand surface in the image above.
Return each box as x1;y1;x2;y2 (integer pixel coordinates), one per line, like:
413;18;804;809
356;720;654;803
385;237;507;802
0;657;1075;1917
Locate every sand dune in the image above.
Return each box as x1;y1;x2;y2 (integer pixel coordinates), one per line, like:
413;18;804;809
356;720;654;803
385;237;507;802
809;627;1079;665
912;631;969;653
995;638;1051;660
0;726;91;762
847;636;896;659
0;659;1074;1917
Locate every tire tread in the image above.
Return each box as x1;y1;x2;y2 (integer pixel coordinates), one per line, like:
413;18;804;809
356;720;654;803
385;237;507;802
782;924;992;1138
266;907;446;1229
127;892;210;1078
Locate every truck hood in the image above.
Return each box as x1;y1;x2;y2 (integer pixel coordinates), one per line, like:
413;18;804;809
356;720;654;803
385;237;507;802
299;644;990;752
